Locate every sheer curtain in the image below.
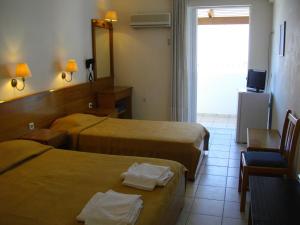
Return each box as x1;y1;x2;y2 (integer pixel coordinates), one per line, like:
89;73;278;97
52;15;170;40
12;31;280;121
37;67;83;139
171;0;197;122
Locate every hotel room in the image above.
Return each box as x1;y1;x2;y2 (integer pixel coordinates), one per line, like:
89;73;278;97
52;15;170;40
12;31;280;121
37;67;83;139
0;0;300;225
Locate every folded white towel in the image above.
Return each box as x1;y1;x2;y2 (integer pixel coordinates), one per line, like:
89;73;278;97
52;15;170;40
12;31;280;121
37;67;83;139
77;190;143;225
121;163;174;191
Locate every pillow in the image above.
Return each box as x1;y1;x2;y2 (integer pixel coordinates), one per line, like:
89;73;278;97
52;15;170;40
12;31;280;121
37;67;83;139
50;113;106;132
0;140;52;174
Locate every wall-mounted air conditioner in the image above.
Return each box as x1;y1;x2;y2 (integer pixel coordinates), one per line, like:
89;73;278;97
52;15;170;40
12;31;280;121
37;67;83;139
130;13;171;28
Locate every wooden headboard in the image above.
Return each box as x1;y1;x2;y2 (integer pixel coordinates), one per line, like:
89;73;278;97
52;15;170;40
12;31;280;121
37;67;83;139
0;78;113;141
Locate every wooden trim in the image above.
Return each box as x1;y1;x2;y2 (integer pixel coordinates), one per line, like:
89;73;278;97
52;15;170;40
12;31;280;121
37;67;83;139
198;16;249;25
91;19;114;81
0;79;113;142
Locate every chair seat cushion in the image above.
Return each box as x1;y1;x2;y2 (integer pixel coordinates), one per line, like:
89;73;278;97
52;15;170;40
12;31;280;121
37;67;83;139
243;151;287;168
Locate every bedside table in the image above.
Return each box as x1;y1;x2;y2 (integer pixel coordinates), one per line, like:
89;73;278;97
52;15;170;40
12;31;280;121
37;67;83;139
85;108;119;118
21;129;68;148
97;86;132;119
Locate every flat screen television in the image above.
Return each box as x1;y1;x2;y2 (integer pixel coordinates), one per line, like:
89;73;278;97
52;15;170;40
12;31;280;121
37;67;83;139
247;69;267;92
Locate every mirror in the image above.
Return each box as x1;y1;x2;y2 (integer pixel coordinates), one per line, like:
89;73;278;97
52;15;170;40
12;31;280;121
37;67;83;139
91;19;114;80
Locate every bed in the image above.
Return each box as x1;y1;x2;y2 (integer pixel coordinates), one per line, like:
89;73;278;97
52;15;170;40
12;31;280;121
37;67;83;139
0;140;186;225
50;113;209;180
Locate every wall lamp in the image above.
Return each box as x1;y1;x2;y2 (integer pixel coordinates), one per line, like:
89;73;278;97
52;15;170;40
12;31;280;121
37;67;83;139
11;63;31;91
104;10;118;22
62;59;78;82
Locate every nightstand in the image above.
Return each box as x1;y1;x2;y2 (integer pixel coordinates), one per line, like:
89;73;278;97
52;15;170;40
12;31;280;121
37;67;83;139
97;86;132;119
85;108;119;118
21;129;68;148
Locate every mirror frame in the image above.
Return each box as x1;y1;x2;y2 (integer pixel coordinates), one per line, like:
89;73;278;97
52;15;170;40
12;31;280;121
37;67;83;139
91;19;114;81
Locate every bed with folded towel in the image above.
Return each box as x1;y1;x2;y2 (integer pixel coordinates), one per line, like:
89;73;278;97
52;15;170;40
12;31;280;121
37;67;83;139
0;140;186;225
121;163;174;191
77;190;143;225
50;113;209;180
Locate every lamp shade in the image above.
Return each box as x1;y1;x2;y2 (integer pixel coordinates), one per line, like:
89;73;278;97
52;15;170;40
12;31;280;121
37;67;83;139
65;59;78;73
105;10;118;22
15;63;32;78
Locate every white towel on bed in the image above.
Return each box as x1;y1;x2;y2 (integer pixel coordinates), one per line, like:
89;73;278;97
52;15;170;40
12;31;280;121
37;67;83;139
77;190;143;225
121;163;174;191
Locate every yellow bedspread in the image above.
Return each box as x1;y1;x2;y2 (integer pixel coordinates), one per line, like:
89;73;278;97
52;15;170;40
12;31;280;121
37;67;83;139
51;113;209;180
0;140;185;225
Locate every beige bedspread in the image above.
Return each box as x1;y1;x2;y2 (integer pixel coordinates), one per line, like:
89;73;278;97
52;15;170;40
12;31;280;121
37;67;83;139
51;113;209;180
0;140;186;225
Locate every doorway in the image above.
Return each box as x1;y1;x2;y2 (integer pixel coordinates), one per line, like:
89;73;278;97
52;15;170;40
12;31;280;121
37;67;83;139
196;7;250;131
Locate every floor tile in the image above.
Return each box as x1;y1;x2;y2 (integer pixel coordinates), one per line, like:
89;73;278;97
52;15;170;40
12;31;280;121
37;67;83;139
201;166;228;176
228;159;240;168
176;211;189;225
222;218;247;225
226;177;239;188
211;128;235;135
214;123;230;129
210;144;230;152
223;201;248;219
225;188;240;202
227;167;239;177
199;175;227;187
208;151;230;159
206;158;228;167
213;138;232;145
212;134;232;140
188;114;245;225
188;214;222;225
196;185;226;200
191;198;224;216
230;144;242;151
229;151;241;160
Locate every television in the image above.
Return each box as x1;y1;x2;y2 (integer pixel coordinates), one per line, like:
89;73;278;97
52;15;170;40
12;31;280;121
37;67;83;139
246;69;267;92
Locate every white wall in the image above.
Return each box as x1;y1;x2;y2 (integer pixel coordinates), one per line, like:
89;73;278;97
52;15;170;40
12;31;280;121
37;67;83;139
0;0;110;101
111;0;172;120
110;0;272;121
270;0;300;173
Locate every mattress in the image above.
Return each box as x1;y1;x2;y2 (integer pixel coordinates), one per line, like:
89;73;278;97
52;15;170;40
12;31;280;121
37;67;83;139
0;140;186;225
51;113;209;180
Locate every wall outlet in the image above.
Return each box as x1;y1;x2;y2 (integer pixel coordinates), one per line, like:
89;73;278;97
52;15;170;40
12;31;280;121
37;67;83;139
28;122;35;130
88;102;93;109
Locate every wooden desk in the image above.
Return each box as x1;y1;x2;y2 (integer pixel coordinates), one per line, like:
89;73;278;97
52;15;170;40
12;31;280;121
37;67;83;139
97;86;132;119
249;176;300;225
247;128;281;152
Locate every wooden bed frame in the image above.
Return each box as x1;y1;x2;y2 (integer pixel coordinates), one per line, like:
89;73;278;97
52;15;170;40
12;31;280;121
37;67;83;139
0;78;113;142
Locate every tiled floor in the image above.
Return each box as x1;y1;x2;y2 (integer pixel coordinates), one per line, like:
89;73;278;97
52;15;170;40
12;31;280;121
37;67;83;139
176;114;249;225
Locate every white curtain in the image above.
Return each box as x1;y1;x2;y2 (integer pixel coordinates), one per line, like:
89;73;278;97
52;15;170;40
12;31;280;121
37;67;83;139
171;0;197;122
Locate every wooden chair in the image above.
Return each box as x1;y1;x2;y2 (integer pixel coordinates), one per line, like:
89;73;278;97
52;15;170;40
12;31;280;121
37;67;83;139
247;110;291;153
238;110;300;212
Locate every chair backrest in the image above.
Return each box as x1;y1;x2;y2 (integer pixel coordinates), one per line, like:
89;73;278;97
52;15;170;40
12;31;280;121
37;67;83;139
280;110;300;167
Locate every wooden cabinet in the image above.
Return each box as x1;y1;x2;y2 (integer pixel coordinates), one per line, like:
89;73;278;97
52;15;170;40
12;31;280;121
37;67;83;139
97;86;132;119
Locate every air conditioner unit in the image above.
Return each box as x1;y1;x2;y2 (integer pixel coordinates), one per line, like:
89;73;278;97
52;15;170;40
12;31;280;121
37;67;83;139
130;13;171;28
